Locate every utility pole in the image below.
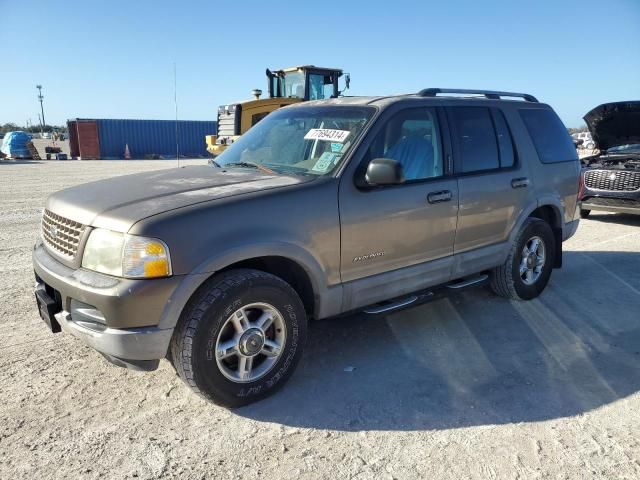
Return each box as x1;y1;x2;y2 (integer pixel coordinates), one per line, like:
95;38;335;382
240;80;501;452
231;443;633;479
36;85;45;132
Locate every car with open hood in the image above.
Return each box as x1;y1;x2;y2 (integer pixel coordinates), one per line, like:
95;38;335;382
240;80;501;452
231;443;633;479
33;88;581;407
579;101;640;217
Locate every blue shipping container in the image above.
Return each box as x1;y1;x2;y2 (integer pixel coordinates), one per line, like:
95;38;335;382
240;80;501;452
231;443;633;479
71;119;217;159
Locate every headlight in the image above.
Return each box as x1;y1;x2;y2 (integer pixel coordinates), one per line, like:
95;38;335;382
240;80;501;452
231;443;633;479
81;229;171;279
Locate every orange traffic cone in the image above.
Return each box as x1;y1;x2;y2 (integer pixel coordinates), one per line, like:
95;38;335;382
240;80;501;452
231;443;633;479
124;144;131;160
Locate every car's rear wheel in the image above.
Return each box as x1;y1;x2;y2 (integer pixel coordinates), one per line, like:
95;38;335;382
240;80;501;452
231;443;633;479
170;269;307;407
490;218;556;300
580;209;591;218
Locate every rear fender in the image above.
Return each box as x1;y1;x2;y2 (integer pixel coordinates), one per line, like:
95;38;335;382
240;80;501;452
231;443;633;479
509;199;564;268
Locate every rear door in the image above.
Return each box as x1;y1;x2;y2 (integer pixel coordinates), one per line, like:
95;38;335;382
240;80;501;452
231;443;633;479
448;106;532;253
338;106;458;308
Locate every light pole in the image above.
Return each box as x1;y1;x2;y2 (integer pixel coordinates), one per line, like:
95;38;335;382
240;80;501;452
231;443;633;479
36;85;45;132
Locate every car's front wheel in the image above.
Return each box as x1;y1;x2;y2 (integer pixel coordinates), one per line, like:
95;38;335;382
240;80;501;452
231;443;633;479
490;218;556;300
170;269;307;407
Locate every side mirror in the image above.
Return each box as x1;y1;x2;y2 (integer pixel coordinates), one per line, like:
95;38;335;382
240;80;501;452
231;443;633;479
365;158;404;186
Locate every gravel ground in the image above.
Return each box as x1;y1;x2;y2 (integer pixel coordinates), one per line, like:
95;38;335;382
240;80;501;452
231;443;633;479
1;160;639;479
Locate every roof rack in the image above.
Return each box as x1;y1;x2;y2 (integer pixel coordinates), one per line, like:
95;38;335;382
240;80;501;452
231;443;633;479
417;88;538;103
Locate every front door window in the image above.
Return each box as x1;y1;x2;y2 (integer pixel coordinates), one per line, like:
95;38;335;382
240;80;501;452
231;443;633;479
366;108;444;180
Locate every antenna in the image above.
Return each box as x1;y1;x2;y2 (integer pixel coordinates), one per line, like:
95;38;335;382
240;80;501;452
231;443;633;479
174;62;179;168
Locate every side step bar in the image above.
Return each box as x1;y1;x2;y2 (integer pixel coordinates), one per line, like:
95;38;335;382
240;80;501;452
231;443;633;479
363;295;419;314
363;291;435;314
362;273;489;315
445;274;489;290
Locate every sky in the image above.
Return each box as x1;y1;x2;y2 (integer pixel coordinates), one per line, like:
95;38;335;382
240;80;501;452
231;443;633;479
1;0;638;128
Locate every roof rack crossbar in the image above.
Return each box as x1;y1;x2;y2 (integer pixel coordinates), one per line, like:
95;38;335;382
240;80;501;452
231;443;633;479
417;88;538;103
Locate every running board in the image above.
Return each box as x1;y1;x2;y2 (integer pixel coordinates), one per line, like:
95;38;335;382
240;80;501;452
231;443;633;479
361;274;488;316
446;274;489;290
363;292;434;315
363;295;419;314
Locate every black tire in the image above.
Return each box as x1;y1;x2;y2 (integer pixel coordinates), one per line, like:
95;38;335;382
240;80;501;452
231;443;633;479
170;269;307;407
580;209;591;219
490;218;556;301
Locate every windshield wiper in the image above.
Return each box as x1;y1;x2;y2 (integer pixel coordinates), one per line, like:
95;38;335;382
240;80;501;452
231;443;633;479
223;161;276;175
271;164;308;174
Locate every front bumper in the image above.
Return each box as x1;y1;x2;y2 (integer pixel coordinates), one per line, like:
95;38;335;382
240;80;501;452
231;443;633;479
52;309;172;370
33;240;182;367
581;195;640;215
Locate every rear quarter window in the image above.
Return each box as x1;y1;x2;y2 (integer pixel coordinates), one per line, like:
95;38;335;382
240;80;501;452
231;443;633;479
519;109;578;163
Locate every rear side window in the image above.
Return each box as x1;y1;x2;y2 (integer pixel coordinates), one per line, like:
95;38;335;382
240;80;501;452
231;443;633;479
519;109;578;163
450;107;499;173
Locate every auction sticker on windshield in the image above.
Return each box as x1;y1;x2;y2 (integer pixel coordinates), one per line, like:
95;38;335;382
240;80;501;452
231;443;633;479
304;129;351;142
311;152;340;173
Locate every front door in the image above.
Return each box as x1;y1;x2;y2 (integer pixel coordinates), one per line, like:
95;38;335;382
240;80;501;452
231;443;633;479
339;107;458;309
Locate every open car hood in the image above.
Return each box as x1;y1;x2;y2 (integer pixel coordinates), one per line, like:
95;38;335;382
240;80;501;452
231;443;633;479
583;101;640;151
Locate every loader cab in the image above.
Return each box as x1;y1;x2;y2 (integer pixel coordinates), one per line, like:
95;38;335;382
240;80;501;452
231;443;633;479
206;65;348;158
267;66;347;101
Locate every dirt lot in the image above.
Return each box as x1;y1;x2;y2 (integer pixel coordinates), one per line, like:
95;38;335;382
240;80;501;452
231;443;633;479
1;160;639;479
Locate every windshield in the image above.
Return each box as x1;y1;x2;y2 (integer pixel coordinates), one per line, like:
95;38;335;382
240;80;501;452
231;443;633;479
215;106;375;176
606;144;640;154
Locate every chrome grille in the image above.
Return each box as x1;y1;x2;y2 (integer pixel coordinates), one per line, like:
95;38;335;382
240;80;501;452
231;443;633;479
584;169;640;192
41;209;86;258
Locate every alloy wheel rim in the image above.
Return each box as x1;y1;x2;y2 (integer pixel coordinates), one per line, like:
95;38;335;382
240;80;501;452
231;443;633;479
519;236;546;286
215;302;286;383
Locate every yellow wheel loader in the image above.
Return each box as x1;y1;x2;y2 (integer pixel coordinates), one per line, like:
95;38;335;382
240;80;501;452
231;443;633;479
206;65;349;157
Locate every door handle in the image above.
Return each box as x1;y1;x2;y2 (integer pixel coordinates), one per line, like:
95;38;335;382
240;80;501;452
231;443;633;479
511;177;530;189
427;190;452;204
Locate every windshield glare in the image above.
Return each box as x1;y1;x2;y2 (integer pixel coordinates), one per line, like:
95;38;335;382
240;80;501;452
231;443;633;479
215;106;374;176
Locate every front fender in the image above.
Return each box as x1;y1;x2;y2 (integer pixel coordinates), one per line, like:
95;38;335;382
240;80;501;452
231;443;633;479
155;241;340;329
193;241;327;287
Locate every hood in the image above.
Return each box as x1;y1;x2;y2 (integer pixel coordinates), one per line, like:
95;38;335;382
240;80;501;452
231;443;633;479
583;101;640;151
47;165;312;232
